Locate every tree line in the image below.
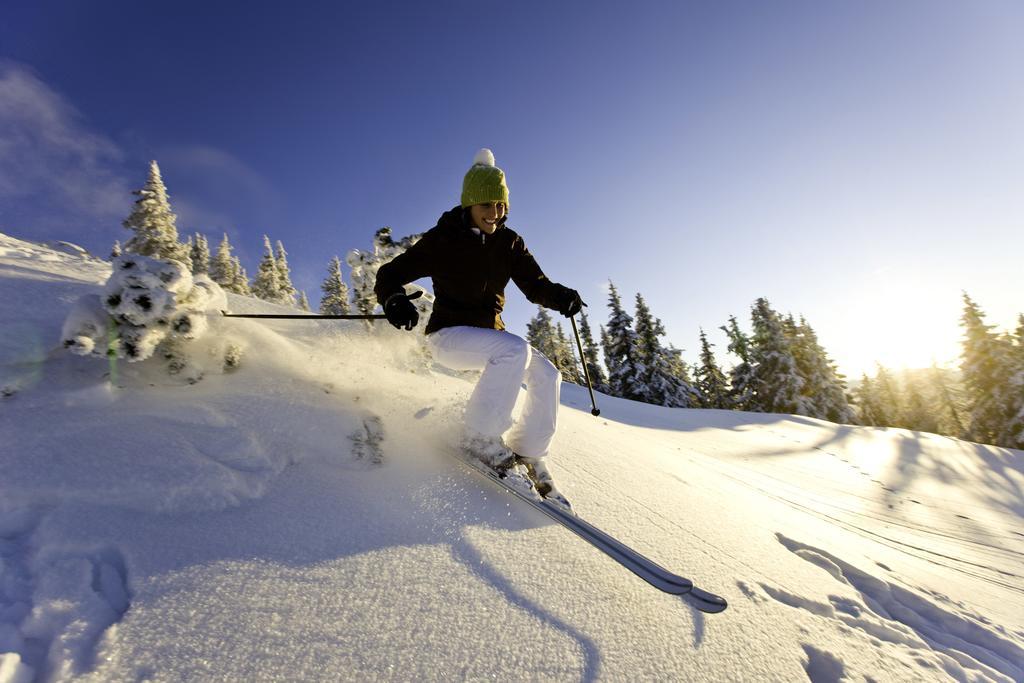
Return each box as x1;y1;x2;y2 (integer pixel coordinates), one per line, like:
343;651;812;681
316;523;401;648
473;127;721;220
119;161;1023;449
525;285;855;421
853;296;1023;449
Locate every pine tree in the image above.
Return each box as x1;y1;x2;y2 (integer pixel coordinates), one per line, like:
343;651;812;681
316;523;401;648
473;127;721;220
110;240;122;258
665;344;702;407
600;324;613;377
251;235;284;303
633;293;698;407
602;282;645;401
123;160;191;267
527;306;560;362
748;298;806;414
210;234;235;288
960;294;1020;447
872;364;903;427
231;256;252;296
320;255;351;315
189;233;210;275
721;316;755;410
275;240;297;306
1004;315;1024;447
853;374;884;426
554;323;583;384
790;316;855;423
695;328;730;409
347;227;423;319
929;363;966;437
298;291;311;312
576;311;609;393
900;370;939;433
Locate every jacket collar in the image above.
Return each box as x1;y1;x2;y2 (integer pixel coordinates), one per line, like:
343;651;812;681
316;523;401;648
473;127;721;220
438;205;508;239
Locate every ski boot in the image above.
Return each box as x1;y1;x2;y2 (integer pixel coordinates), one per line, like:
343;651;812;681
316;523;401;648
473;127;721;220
518;455;573;513
461;434;540;499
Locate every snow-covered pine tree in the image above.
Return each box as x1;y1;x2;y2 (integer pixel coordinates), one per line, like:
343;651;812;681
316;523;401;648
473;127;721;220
527;305;560;361
748;298;806;414
602;282;645;401
853;374;884;426
251;235;284;303
347;227;423;320
123;160;191;268
320;255;351;315
665;344;702;407
631;292;698;407
929;364;966;437
789;316;855;423
960;293;1019;447
555;323;583;384
190;233;210;275
1002;315;1024;448
111;240;122;258
231;256;252;296
298;291;310;312
275;240;297;306
721;315;755;410
695;328;730;409
577;310;609;393
600;324;613;375
901;370;939;433
872;364;903;427
210;234;235;288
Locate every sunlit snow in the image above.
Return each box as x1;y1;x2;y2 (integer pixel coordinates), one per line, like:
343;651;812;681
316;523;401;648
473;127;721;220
1;233;1022;682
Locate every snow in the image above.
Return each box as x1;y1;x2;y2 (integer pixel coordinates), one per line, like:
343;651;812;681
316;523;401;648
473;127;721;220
1;231;1022;681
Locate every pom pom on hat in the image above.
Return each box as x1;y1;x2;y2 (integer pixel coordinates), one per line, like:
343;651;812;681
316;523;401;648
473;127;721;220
473;148;496;167
462;148;509;208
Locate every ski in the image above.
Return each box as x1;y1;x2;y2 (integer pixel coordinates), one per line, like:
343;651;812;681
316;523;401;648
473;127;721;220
456;455;728;612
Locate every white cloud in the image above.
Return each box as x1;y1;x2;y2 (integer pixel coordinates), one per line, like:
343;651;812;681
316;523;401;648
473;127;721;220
161;145;275;199
0;61;130;232
158;145;281;234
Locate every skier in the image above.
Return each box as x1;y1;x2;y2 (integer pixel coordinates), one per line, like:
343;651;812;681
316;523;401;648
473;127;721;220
374;149;583;508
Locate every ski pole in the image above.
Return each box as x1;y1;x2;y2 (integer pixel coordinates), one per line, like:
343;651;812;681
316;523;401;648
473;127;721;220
221;291;422;321
220;311;387;320
570;314;601;416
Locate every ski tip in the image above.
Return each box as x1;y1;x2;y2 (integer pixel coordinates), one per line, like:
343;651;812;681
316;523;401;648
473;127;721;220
684;588;728;614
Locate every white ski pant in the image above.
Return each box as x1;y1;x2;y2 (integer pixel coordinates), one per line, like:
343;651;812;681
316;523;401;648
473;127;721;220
428;326;561;460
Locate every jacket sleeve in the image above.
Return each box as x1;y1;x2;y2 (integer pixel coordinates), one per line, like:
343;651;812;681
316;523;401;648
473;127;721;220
374;232;437;306
509;235;567;310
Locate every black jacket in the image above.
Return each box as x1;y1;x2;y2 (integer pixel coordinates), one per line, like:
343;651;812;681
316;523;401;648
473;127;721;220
374;206;568;334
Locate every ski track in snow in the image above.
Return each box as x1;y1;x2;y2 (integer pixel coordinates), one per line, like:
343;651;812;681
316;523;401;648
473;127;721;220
0;506;132;682
759;532;1024;683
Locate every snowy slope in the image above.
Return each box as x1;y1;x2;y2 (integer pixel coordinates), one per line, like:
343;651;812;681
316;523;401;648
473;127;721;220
1;232;1022;682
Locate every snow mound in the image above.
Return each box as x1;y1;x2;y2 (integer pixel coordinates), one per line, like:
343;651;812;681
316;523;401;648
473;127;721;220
61;253;226;363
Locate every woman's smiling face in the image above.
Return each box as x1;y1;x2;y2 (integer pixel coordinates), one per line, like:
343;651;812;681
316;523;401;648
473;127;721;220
469;202;506;234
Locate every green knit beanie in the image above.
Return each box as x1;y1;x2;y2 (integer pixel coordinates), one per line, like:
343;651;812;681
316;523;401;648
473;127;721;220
461;148;510;208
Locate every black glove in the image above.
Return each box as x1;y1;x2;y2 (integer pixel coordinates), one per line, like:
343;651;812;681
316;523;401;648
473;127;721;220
384;290;422;330
553;285;585;318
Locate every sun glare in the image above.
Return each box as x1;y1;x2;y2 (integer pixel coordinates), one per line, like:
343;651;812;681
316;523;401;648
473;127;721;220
829;273;964;378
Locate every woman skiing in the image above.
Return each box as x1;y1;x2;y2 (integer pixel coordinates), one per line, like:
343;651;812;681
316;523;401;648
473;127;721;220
374;149;583;509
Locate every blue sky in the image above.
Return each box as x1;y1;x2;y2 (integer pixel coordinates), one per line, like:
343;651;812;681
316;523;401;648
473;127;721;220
2;0;1021;377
